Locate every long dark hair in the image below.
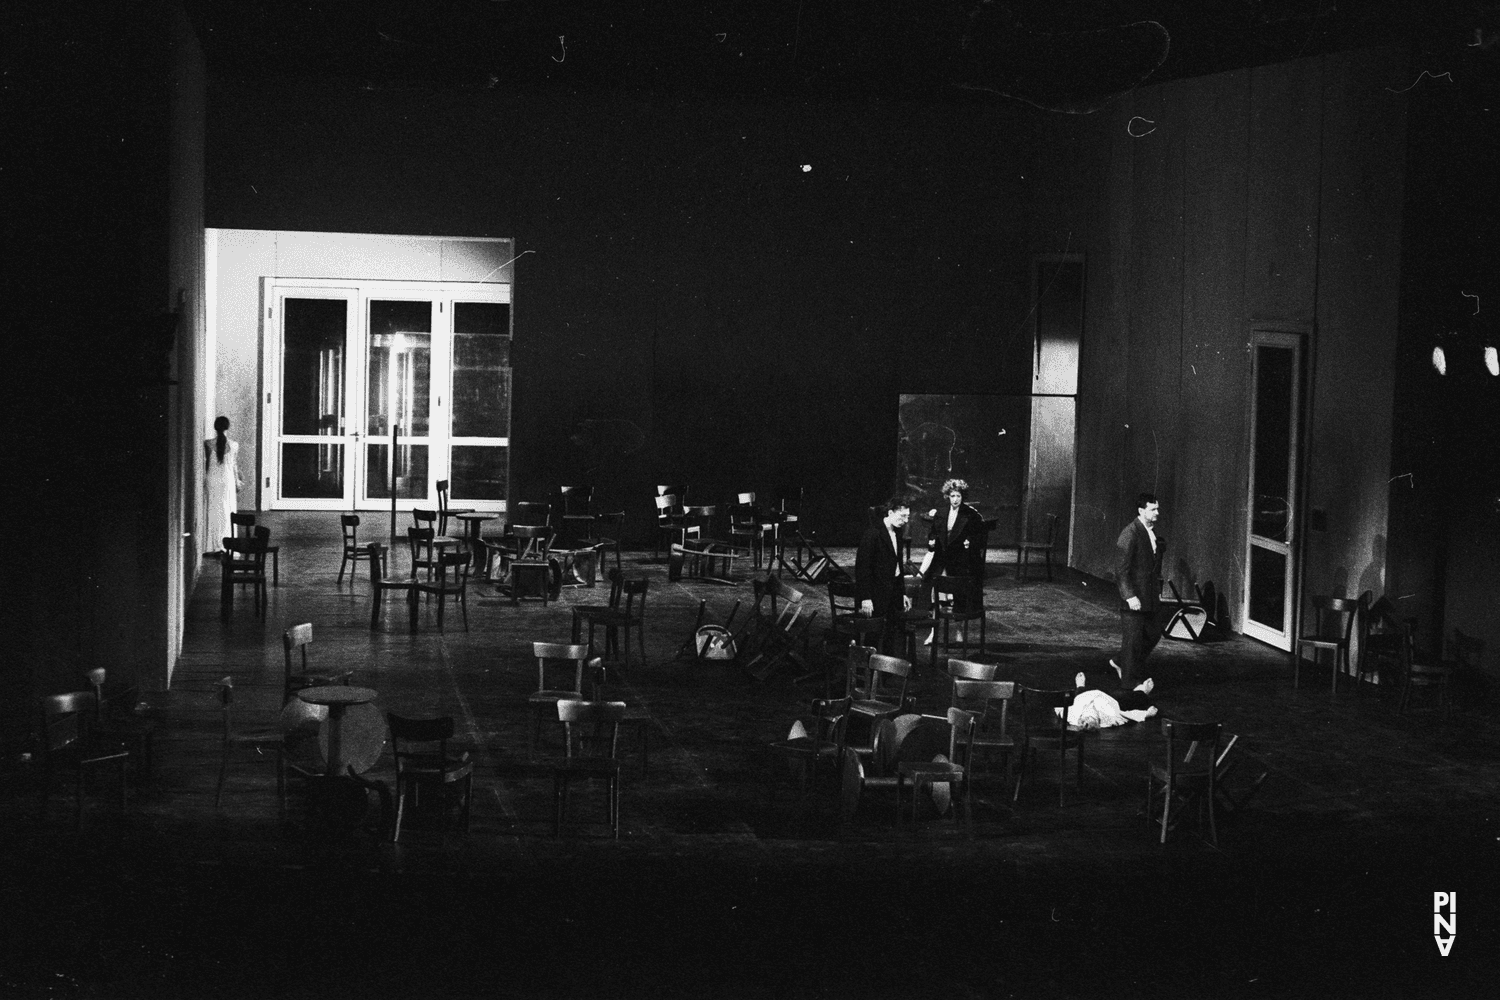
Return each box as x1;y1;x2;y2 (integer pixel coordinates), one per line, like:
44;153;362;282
213;415;230;464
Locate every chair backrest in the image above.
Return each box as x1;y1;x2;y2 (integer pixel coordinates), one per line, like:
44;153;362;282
947;707;978;763
945;658;995;682
827;576;858;617
40;692;97;754
952;680;1014;740
409;525;436;567
557;699;627;759
934;573;983;605
599;568;625;608
1311;595;1361;640
433;549;472;586
512;501;551;528
559;485;593;516
340;514;360;548
737;491;756;506
412;508;439;530
620;578;650;619
231;512;256;537
533;642;590;696
807;695;853;753
852;652;911;704
844;643;876;697
1161;719;1222;780
367;542;391;582
284;623;313;675
1035;513;1059;544
386;712;456;770
655;494;681;523
214;677;237;737
435;480;457;515
511;523;552;560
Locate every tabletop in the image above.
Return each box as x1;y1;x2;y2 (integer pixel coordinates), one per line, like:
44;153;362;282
297;685;379;708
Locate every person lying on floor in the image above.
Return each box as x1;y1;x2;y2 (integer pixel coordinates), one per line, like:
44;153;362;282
1059;675;1158;729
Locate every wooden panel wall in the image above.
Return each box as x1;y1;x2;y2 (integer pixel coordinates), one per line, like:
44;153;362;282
1052;50;1406;633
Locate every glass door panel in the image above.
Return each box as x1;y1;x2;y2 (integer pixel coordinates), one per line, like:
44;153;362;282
1243;334;1302;650
449;300;511;503
277;293;353;504
363;299;432;502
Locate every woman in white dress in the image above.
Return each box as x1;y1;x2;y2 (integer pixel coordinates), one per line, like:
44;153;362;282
205;415;242;555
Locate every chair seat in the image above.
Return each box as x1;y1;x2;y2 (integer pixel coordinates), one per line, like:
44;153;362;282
530;689;584;704
291;670;354;687
898;760;964;780
972;734;1014;751
398;754;474;782
1409;663;1453;678
1029;729;1088;749
850;699;902;718
1296;638;1343;650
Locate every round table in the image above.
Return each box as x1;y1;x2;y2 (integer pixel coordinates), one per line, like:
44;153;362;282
296;686;382;776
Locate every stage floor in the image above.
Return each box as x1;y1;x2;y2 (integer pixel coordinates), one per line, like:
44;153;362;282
3;517;1495;997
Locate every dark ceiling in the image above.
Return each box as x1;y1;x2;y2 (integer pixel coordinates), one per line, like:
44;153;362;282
182;1;1499;112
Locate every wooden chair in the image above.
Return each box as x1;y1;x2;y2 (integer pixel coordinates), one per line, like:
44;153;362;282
434;480;473;540
1013;686;1090;807
729;492;775;569
847;650;913;732
1145;718;1222;846
230;511;280;586
933;573;986;656
386;713;473;843
653;489;696;561
839;713;931;822
221;525;271;618
337;514;385;584
896;708;977;828
1295;595;1365;693
507;524;555;605
952;678;1015;786
37;692;130;828
282;623;353;704
408;525;441;583
413;550;472;631
529;642;593;750
369;542;418;632
571;569;625;652
592;510;626;577
766;696;853;805
578;578;649;669
213;677;289;814
413;507;462;554
1016;513;1057;582
1398;624;1466;716
83;667;155;784
558;485;595;547
553;699;627;838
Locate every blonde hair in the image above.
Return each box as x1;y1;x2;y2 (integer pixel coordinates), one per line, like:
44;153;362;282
941;478;968;497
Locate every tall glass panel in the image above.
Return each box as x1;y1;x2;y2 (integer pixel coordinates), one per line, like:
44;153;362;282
281;298;347;498
1248;545;1287;631
449;301;510;502
1252;346;1293;541
365;300;431;500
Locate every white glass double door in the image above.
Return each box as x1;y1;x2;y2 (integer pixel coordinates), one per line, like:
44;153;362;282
263;279;511;511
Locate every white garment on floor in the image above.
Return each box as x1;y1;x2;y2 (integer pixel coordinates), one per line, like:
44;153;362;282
204;438;241;553
1057;689;1156;729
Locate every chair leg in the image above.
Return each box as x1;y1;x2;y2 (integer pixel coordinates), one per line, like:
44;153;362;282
393;781;407;843
215;745;229;808
1161;781;1172;844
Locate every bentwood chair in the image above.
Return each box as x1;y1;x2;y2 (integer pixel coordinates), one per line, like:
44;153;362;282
434;480;473;540
766;696;853;807
213;677;289;814
1015;513;1058;582
577;578;649;670
386;713;474;843
1013;686;1090;807
368;542;418;633
895;707;977;829
951;677;1016;786
221;525;271;618
1398;624;1458;716
1145;718;1223;846
337;514;385;584
530;643;593;750
282;623;353;705
413;550;472;631
1295;595;1365;693
83;667;156;784
933;573;986;656
847;650;913;731
231;512;280;586
553;699;627;839
38;692;130;829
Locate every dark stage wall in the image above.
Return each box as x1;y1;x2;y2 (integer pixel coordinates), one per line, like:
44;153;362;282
205;82;1046;546
1030;49;1408;636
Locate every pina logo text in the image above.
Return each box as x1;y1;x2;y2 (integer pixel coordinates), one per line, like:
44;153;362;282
1434;892;1456;956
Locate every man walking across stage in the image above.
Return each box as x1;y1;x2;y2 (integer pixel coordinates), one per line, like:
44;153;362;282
1113;492;1164;687
856;495;913;644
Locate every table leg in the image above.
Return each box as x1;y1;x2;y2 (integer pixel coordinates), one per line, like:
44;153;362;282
325;704;346;776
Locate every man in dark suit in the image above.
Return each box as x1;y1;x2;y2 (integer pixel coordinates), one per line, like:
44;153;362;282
1114;492;1164;687
856;496;913;631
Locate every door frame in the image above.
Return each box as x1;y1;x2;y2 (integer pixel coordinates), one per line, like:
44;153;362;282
260;277;511;512
1241;327;1306;650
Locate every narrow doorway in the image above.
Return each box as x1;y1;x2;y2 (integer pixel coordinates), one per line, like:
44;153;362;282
1242;330;1304;650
